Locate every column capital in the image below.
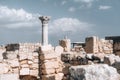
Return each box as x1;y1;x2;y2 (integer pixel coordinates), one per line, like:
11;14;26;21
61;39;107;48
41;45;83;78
39;16;50;24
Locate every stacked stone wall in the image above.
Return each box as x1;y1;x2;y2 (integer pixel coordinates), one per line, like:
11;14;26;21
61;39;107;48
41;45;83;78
85;36;113;54
114;42;120;55
39;45;64;80
0;43;41;80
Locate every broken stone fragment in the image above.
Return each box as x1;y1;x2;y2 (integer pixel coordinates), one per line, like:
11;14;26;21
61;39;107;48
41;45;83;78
104;54;120;65
69;64;120;80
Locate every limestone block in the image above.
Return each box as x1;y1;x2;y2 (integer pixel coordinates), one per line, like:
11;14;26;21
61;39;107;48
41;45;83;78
93;53;105;62
61;52;73;63
41;73;64;80
0;63;10;74
115;51;120;56
41;74;55;80
39;45;54;53
20;60;28;65
21;64;29;68
19;53;28;60
104;54;120;65
42;68;55;75
41;61;59;69
114;42;120;50
85;36;99;53
3;51;18;60
20;68;30;75
0;49;5;60
28;53;33;60
112;62;120;74
30;63;38;69
33;58;39;63
55;73;64;80
69;64;120;80
7;59;19;67
20;75;38;80
28;60;33;64
12;68;19;73
55;67;63;73
59;39;71;52
55;46;63;55
30;69;38;77
0;73;19;80
32;52;39;57
40;53;57;60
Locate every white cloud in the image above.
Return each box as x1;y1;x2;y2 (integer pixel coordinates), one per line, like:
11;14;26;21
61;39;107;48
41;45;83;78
49;18;93;33
0;6;40;28
99;5;111;10
74;0;94;8
61;1;67;5
68;7;76;12
74;0;94;3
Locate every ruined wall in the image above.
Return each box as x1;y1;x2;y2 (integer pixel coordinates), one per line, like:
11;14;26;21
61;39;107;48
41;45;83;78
59;39;71;52
114;42;120;55
0;43;65;80
0;43;41;80
39;45;64;80
85;36;113;54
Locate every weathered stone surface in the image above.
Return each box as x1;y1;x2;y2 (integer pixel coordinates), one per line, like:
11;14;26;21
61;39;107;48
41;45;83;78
20;75;38;80
59;39;71;52
40;53;57;60
55;46;64;55
85;36;99;53
41;61;59;69
20;68;29;75
112;62;120;74
69;64;120;80
30;69;39;77
12;68;19;73
41;73;64;80
0;63;10;74
20;60;28;65
30;63;39;69
19;53;28;60
7;59;19;67
0;49;5;60
40;45;54;53
104;54;120;65
3;51;18;60
85;36;113;54
61;52;88;65
41;74;55;80
55;73;64;80
0;73;19;80
42;68;55;75
21;64;29;68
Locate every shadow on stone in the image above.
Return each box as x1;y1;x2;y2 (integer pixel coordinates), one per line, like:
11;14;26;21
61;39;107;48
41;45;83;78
20;75;38;80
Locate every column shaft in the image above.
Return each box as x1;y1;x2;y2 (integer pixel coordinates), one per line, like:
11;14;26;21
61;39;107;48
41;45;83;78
42;24;48;45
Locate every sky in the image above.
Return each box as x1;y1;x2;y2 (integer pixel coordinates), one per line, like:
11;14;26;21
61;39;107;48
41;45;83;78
0;0;120;45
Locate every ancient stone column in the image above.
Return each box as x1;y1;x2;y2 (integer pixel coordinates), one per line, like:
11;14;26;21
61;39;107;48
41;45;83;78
39;16;50;46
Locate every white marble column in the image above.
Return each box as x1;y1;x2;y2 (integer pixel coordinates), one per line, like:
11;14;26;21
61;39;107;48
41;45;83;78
39;16;50;46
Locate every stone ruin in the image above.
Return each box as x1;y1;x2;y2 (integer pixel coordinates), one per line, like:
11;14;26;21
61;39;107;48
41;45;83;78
0;16;120;80
0;36;120;80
